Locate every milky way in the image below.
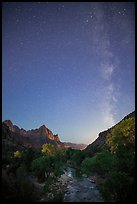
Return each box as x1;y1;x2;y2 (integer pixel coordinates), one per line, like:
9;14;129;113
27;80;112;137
2;2;135;144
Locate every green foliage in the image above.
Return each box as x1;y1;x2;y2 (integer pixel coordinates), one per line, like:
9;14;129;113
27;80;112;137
71;150;86;167
106;117;135;153
31;145;66;182
65;148;76;160
81;157;93;175
2;140;67;201
81;150;113;175
81;116;135;201
101;171;135;201
106;117;135;177
83;145;135;201
53;166;64;177
21;147;40;171
113;145;135;175
41;144;56;156
41;144;66;170
31;155;50;181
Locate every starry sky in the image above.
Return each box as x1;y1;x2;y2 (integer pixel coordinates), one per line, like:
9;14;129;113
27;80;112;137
2;2;135;145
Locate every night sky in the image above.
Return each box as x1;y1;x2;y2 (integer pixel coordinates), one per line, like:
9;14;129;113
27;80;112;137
2;2;135;144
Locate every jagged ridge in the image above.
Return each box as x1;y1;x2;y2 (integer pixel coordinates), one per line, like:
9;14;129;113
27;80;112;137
2;120;86;150
2;120;63;149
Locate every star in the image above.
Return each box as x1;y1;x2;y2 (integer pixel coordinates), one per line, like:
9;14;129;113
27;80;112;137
2;2;135;147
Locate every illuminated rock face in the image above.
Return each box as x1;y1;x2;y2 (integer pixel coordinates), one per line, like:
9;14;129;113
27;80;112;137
2;120;87;150
54;134;60;141
2;120;63;149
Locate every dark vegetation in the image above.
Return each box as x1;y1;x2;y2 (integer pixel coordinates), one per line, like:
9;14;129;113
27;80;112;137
2;143;67;202
2;112;135;202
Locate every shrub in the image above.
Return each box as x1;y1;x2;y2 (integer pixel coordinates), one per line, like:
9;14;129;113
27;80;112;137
101;171;129;201
81;150;113;176
14;150;22;158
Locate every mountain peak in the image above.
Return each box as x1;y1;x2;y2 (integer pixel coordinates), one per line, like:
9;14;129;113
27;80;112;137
39;124;48;134
39;124;46;129
3;120;13;127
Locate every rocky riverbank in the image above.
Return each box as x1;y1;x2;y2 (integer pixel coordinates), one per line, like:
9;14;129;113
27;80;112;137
63;177;104;202
28;167;104;202
58;167;104;202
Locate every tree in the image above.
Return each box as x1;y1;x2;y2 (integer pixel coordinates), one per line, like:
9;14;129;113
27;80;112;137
41;144;55;156
82;149;114;175
31;155;50;181
106;117;135;153
21;147;39;171
14;150;22;158
71;150;86;168
101;171;133;201
41;144;66;175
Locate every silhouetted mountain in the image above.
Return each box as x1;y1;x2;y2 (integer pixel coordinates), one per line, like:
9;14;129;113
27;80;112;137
84;111;135;156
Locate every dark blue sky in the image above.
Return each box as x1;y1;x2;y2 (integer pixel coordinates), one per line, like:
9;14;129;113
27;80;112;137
2;2;135;144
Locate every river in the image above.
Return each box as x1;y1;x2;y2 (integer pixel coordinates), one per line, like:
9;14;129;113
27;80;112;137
62;167;104;202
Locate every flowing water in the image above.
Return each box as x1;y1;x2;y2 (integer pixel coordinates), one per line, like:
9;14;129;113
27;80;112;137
63;167;104;202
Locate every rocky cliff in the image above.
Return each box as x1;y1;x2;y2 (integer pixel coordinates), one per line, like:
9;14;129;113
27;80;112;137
2;120;86;150
2;120;63;150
